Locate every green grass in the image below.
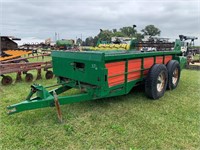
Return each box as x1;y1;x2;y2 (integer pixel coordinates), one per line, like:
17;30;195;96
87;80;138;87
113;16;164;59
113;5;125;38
0;70;200;149
193;54;199;60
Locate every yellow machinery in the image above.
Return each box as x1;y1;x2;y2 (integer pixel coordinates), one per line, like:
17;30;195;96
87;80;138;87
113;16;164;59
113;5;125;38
0;36;32;61
0;50;32;61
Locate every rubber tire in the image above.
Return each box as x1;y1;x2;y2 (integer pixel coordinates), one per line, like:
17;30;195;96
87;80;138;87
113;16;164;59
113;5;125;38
45;70;53;79
166;60;181;90
25;73;33;82
1;76;13;85
145;64;168;100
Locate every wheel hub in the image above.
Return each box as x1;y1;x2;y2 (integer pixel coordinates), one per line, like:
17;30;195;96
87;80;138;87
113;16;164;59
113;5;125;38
172;68;179;85
157;71;166;92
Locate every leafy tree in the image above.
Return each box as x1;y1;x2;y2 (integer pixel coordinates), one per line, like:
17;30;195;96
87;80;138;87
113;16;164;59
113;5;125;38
141;25;161;37
113;29;117;33
135;33;144;41
93;36;99;46
85;36;94;46
76;38;82;45
120;26;137;37
98;29;113;43
83;24;162;46
112;31;126;37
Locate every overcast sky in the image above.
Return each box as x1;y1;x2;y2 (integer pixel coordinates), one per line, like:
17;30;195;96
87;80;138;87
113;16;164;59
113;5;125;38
1;0;200;45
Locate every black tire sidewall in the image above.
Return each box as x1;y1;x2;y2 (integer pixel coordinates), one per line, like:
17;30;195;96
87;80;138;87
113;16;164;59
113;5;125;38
167;60;181;90
25;73;33;82
1;76;13;85
45;71;53;79
145;64;168;99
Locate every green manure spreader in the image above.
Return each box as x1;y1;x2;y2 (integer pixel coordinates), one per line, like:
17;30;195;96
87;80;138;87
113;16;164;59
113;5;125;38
7;39;187;121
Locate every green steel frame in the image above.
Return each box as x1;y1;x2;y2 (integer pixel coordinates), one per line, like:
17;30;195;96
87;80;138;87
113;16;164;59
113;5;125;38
7;39;186;116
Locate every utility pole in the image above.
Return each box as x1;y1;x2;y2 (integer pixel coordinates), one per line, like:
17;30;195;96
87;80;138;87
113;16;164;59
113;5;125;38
55;32;57;41
81;34;82;45
58;33;59;40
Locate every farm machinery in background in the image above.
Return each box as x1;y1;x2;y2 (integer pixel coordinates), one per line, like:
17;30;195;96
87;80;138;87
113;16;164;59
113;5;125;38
0;55;53;85
19;39;79;52
138;36;175;51
179;35;200;69
0;36;52;61
20;38;80;51
87;36;175;52
0;36;32;62
0;36;82;85
0;36;53;85
179;35;199;56
55;39;80;51
86;35;199;70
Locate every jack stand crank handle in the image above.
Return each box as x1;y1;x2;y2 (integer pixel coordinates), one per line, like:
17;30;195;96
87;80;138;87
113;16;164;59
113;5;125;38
53;91;63;123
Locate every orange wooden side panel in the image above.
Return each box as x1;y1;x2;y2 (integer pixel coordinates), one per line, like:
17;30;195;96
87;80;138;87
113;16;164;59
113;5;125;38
164;55;172;64
144;57;154;68
128;59;141;81
105;55;172;87
105;61;125;87
143;57;154;75
156;56;163;64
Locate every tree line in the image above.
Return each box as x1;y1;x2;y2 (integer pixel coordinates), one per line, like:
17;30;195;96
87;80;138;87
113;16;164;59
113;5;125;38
76;25;161;46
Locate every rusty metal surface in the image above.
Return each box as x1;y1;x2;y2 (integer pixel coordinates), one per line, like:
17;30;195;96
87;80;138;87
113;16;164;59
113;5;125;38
0;61;52;75
1;53;50;63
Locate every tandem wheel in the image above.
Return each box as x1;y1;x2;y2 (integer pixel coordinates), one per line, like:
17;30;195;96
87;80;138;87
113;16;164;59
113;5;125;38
166;60;181;90
145;64;168;99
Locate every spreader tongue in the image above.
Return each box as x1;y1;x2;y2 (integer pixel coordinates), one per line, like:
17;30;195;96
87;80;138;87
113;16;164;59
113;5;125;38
6;83;92;122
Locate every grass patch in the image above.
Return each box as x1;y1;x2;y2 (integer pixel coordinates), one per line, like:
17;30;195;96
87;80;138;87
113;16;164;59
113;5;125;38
0;70;200;149
193;54;199;60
